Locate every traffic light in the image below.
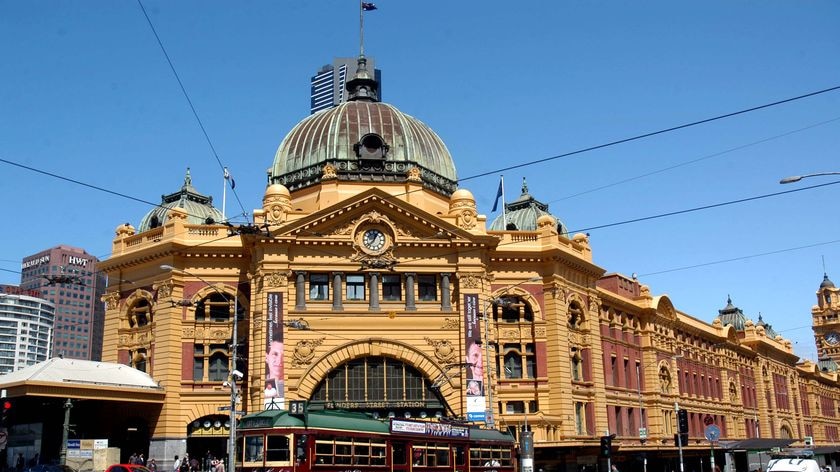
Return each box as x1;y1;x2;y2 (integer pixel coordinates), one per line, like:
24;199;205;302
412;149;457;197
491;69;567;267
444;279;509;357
1;400;11;425
600;435;614;457
674;432;689;447
677;408;689;434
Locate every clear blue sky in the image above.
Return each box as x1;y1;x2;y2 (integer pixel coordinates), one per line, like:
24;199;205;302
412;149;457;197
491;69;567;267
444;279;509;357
1;1;838;361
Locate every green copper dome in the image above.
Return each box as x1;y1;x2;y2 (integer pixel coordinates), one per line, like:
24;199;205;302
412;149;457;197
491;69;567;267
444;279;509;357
268;57;457;196
489;178;567;234
139;169;224;232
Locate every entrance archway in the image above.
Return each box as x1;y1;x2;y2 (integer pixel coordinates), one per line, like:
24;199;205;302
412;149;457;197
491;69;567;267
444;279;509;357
187;415;230;470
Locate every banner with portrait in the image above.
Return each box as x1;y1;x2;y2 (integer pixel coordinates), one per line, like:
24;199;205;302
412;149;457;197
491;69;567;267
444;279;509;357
264;292;284;409
463;293;486;422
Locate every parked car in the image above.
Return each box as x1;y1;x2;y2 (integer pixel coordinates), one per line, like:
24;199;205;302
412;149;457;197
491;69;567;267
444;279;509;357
105;465;151;472
28;465;77;472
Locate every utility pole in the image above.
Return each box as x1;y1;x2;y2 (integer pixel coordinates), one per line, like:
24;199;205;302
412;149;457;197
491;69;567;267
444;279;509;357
60;399;73;465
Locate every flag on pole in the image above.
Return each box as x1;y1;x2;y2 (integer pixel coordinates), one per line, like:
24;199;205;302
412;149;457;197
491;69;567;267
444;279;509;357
224;167;236;189
362;2;377;11
491;178;503;212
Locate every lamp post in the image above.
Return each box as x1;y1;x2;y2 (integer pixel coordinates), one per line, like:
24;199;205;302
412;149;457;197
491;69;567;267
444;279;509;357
779;171;840;184
161;265;239;472
482;276;541;430
637;354;681;472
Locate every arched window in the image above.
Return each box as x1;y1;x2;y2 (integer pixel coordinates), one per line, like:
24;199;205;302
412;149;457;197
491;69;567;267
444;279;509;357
496;297;533;323
194;343;229;382
195;293;231;322
128;299;152;328
310;356;443;418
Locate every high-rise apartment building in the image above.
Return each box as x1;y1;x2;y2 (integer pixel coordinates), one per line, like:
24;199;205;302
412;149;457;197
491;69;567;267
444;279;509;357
19;246;106;361
0;284;54;374
310;57;381;114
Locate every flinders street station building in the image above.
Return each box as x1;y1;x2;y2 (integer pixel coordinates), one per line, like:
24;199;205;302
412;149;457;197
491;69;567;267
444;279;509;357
3;57;840;472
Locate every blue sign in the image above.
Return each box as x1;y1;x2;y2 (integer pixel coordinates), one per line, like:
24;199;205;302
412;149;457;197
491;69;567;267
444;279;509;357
67;440;81;449
704;424;721;442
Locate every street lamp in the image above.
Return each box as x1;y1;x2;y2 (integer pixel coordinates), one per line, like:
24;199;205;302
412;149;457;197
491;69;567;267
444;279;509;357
160;265;240;472
481;276;541;430
779;171;840;184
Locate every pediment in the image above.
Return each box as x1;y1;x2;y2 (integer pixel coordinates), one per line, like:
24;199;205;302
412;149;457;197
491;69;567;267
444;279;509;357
265;189;491;269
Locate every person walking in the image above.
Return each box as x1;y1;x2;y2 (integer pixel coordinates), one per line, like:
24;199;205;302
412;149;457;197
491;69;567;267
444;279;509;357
148;459;158;472
173;455;181;472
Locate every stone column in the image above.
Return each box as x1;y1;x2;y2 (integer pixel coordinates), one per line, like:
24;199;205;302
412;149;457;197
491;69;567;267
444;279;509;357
295;271;306;310
441;273;452;312
332;272;343;311
405;273;417;311
369;272;380;311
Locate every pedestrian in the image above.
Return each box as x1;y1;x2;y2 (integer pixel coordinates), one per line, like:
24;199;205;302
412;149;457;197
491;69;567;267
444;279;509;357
190;455;199;472
173;455;181;472
129;453;138;465
611;465;619;472
148;459;158;472
139;454;146;466
16;453;24;472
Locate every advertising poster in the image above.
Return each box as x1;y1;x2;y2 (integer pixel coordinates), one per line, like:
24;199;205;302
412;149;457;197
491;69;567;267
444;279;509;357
463;293;486;422
264;292;284;409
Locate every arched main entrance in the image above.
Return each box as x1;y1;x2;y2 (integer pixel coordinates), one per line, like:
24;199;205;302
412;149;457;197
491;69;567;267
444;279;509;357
309;356;446;419
186;415;230;470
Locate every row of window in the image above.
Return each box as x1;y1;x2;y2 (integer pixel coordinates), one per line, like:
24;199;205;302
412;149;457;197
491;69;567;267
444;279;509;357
307;273;438;302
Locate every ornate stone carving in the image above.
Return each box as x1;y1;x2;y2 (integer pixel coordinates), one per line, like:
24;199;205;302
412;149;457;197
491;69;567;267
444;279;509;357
265;272;288;288
331;221;355;236
442;318;459;330
425;338;457;364
155;280;173;300
459;274;482;289
183;327;195;338
292;338;325;367
102;292;120;311
534;327;546;337
502;329;519;339
407;167;422;182
322;163;338;180
263;191;293;225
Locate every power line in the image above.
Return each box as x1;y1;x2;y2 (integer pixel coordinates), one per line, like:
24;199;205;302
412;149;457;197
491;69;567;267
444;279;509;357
552;115;840;202
638;239;840;277
135;0;250;223
567;179;840;234
458;84;840;183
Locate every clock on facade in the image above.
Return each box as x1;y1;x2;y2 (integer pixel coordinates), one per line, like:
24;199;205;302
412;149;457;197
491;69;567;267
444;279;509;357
826;331;840;346
362;228;386;252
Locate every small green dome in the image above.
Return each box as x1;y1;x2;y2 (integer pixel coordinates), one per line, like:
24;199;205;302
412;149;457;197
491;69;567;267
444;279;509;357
139;169;224;232
489;178;567;234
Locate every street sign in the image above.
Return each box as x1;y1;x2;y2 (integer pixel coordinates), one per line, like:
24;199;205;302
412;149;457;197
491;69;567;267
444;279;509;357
639;427;648;439
703;414;714;426
218;406;231;411
704;424;721;442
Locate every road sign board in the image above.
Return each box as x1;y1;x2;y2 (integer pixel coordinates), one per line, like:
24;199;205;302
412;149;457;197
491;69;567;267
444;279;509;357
218;406;231;411
639;427;648;439
704;414;715;426
704;424;721;442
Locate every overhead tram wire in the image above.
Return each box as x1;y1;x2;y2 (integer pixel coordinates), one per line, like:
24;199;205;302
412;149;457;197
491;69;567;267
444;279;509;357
135;0;250;224
457;83;840;183
636;238;840;277
551;115;840;203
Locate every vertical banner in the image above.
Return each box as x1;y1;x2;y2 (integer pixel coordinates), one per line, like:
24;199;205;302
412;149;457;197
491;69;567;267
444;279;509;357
264;292;284;409
463;294;486;422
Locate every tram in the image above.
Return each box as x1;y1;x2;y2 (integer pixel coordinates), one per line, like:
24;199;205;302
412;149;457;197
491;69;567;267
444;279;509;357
236;408;516;472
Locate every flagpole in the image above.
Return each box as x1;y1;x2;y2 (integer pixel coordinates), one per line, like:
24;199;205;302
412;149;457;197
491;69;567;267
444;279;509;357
222;167;228;221
359;1;364;57
501;175;507;229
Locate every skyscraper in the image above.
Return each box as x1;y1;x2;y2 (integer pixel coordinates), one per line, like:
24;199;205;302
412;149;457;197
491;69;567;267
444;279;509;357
0;284;54;374
310;57;382;114
19;246;106;361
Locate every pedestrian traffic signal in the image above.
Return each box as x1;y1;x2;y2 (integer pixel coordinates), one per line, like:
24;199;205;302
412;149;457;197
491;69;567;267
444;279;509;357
677;408;689;434
600;434;614;457
674;432;689;447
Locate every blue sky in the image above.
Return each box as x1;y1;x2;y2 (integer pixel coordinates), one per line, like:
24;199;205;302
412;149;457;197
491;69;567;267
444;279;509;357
1;1;838;361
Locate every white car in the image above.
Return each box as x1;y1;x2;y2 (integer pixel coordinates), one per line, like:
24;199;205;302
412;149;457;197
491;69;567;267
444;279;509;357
766;458;822;472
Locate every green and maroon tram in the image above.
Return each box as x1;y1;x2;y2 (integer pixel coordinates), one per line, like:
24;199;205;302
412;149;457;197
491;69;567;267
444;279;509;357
236;409;516;472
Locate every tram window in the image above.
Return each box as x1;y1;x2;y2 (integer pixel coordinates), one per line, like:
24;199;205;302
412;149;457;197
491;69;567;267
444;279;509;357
372;445;387;465
265;434;291;462
314;440;333;465
244;436;265;463
454;446;465;465
335;440;353;465
392;443;407;465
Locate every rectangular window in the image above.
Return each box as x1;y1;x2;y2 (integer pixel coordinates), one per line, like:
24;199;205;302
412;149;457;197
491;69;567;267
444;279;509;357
525;343;536;378
382;275;402;301
575;402;585;435
346;275;366;300
418;275;437;301
193;344;204;381
309;274;329;300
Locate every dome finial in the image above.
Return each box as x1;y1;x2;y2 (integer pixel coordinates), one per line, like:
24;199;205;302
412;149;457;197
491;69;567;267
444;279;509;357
521;177;529;196
346;55;379;102
184;168;192;187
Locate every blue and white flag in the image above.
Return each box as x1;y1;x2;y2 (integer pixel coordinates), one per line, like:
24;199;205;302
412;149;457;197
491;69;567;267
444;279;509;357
224;167;236;189
491;178;503;212
362;2;377;11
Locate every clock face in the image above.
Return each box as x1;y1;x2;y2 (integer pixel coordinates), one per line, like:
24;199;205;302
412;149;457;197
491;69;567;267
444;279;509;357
826;332;840;346
362;229;386;252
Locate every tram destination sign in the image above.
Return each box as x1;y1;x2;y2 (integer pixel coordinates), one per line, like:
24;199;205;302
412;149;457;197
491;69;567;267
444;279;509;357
390;419;469;438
